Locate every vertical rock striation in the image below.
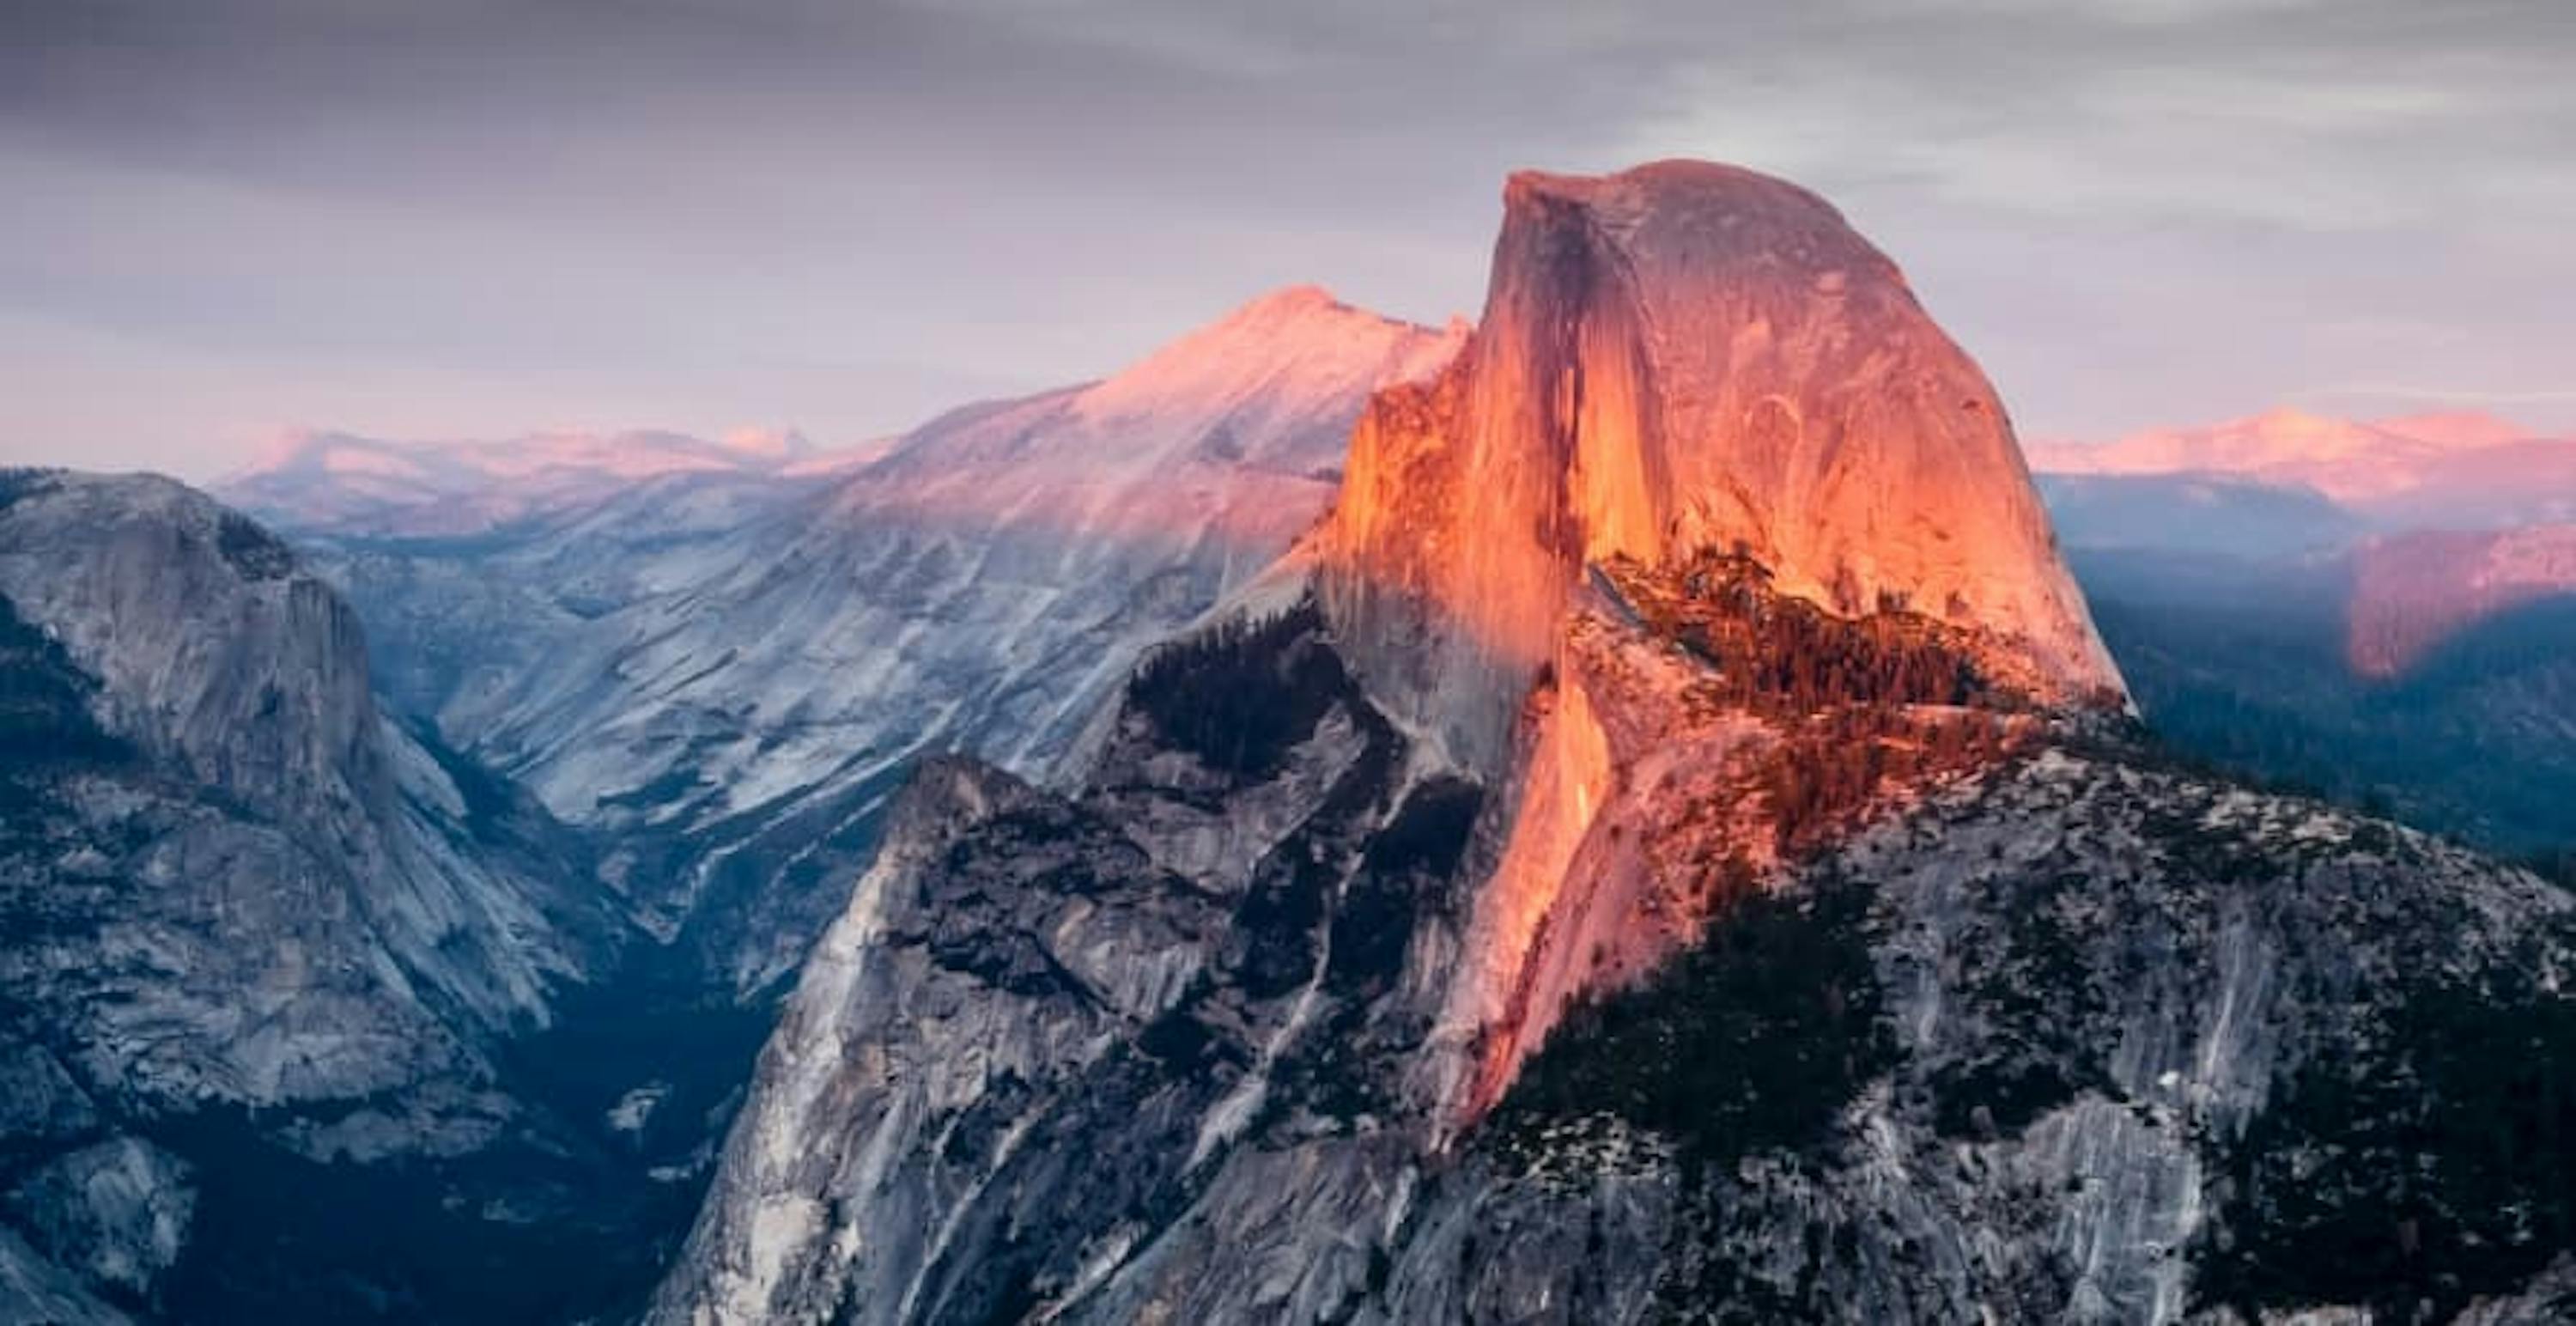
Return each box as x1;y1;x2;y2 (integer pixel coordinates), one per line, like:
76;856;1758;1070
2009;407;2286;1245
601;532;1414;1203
1319;161;2121;774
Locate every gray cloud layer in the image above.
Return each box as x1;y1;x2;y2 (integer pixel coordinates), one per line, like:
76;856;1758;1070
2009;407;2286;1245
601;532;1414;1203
4;0;2570;476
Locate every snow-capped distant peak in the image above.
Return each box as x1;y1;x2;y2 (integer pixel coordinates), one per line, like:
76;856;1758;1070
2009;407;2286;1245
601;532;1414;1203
216;426;858;537
2026;405;2567;514
720;426;816;460
2367;409;2534;452
2033;406;2547;475
1070;285;1467;433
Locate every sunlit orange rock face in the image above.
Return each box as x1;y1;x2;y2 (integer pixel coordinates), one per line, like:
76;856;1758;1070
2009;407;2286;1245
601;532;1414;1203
2346;525;2576;678
1308;161;2124;1121
1318;161;2121;772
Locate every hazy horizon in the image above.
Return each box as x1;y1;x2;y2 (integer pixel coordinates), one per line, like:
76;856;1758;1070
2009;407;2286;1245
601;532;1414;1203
8;0;2572;480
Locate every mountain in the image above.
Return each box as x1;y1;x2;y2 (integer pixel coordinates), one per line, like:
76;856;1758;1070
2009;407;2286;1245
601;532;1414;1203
1320;162;2121;776
254;287;1467;995
0;470;633;1319
2026;408;2576;855
2068;527;2576;860
1310;159;2124;1104
2031;407;2576;529
648;162;2576;1325
220;425;838;538
2346;525;2576;678
2037;472;2366;560
2032;411;2576;860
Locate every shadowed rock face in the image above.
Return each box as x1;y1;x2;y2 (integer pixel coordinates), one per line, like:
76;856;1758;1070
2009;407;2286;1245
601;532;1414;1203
1321;160;2122;773
0;471;624;1318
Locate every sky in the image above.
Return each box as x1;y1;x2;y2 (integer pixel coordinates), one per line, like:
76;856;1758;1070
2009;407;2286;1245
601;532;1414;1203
3;0;2571;479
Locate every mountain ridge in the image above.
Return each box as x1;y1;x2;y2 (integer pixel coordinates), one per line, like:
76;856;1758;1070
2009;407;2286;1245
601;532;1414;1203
2031;407;2576;528
239;288;1469;995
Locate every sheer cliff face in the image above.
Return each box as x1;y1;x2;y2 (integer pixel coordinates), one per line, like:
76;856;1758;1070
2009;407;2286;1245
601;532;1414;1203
1321;161;2120;769
0;474;604;1064
1321;161;2126;1112
0;471;627;1317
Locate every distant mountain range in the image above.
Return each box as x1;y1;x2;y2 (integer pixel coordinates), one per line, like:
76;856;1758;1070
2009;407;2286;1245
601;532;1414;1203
221;425;870;538
2032;405;2576;528
2032;408;2576;859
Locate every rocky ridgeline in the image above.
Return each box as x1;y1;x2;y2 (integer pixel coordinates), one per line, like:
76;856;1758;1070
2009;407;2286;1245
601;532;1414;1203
0;470;629;1322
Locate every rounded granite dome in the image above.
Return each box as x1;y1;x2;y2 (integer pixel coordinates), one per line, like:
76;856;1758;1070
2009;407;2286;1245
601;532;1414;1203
1321;158;2124;768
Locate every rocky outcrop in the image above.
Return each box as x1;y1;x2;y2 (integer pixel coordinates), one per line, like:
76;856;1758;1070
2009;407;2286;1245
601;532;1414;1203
651;605;1449;1324
0;470;619;1318
3;1140;193;1304
1318;161;2121;773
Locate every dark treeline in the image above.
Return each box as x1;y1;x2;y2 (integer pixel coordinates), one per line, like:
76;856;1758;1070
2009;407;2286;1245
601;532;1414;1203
1605;550;2034;855
1496;872;1896;1173
1126;600;1350;779
1636;550;2009;717
2200;952;2576;1321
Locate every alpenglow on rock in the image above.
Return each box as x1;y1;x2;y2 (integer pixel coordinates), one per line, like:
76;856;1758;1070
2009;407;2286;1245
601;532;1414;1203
1308;161;2131;1114
1319;160;2123;769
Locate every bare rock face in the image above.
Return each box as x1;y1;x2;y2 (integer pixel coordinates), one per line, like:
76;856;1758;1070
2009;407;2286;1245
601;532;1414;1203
3;1140;193;1304
0;470;618;1318
0;472;607;1100
1316;161;2126;1118
1320;161;2122;772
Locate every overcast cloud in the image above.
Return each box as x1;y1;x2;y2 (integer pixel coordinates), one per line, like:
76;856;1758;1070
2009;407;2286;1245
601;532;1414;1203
3;0;2569;477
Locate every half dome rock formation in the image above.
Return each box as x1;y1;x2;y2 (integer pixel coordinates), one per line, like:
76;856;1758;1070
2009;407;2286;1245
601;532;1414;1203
1308;161;2128;1116
1319;160;2123;772
641;164;2576;1326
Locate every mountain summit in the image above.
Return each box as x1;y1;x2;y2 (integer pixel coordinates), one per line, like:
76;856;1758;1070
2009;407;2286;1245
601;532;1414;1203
658;162;2543;1326
1321;160;2122;769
